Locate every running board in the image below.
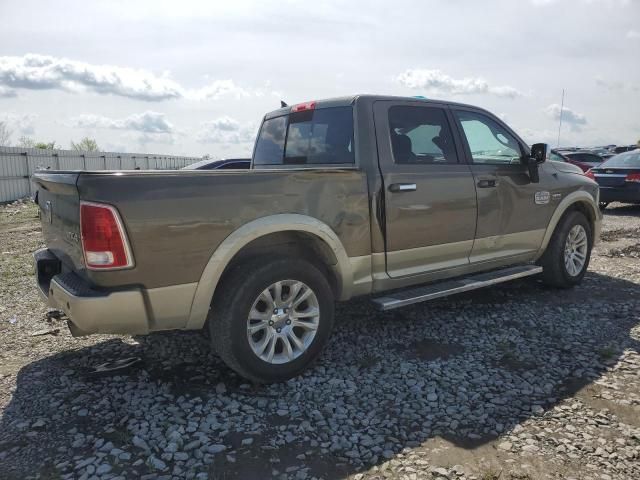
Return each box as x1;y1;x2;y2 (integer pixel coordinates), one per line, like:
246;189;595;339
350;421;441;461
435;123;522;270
372;264;542;311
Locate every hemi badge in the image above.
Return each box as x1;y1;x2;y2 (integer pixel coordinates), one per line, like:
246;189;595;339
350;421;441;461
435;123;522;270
552;193;562;201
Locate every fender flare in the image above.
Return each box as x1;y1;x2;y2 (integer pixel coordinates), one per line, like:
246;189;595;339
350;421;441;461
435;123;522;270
535;190;600;259
185;214;354;329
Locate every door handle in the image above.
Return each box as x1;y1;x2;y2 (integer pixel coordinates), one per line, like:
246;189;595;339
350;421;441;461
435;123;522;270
477;179;498;188
389;183;417;192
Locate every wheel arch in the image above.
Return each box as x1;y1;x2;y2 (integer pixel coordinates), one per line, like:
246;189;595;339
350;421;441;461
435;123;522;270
535;190;600;260
185;214;356;330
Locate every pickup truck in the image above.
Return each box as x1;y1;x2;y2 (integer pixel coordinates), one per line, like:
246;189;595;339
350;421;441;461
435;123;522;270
33;95;601;383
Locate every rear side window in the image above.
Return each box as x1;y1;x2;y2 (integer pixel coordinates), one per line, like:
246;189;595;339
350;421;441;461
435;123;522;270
253;106;354;166
388;106;458;164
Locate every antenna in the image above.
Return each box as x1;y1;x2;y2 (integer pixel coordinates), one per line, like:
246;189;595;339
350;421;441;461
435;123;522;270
556;89;565;148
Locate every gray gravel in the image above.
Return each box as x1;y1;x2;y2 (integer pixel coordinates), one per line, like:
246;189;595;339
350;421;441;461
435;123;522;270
1;200;639;480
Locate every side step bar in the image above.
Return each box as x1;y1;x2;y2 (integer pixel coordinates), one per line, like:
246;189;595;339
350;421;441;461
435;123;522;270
372;264;542;311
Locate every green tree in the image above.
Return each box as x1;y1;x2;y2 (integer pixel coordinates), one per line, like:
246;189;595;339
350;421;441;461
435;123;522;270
17;137;56;149
71;137;100;152
34;141;56;150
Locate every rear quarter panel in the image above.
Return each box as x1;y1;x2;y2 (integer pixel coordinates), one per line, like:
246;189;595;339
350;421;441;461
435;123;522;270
77;169;371;289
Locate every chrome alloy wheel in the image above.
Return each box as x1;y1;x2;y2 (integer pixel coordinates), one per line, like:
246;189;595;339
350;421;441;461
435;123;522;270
564;224;588;277
247;280;320;364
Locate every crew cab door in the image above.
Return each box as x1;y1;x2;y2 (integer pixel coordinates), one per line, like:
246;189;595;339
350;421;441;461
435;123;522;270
451;108;555;262
373;101;477;277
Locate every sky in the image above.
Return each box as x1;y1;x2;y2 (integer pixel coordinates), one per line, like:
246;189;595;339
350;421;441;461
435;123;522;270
0;0;639;157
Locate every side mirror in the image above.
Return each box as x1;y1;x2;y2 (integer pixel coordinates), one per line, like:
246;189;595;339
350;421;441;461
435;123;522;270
530;143;548;164
525;143;547;184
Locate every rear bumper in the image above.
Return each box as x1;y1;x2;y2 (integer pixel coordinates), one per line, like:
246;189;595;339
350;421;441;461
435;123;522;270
34;248;150;336
599;185;640;203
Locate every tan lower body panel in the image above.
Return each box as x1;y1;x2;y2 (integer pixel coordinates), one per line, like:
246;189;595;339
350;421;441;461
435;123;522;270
469;229;545;263
385;239;474;278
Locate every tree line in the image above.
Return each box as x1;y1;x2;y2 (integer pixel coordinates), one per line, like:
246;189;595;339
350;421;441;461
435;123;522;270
0;121;100;152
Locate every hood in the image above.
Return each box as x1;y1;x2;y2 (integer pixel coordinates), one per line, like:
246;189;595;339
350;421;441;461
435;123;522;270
549;160;584;175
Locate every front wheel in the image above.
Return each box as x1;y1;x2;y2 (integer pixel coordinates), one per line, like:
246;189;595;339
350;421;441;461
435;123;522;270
209;257;334;383
539;210;592;288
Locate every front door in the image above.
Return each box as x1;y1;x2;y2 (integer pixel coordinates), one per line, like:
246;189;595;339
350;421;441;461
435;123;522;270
451;108;556;263
373;101;477;278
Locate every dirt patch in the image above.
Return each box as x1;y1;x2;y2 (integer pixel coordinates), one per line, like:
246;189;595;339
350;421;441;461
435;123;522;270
605;243;640;258
600;227;640;242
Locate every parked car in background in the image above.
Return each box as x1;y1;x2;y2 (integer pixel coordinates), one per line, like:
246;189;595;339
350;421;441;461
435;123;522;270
561;151;604;171
587;150;640;209
614;145;638;154
182;158;251;170
588;147;616;160
549;149;593;172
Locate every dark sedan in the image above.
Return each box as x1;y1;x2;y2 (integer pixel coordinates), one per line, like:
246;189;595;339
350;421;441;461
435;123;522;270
587;150;640;209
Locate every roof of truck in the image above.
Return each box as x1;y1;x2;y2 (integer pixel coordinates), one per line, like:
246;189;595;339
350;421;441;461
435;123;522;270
263;94;482;119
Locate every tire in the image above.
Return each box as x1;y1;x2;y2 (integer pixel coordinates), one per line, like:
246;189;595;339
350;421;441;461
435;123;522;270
209;256;335;383
539;210;592;288
599;202;609;211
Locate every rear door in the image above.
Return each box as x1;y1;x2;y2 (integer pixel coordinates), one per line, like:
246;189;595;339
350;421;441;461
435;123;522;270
373;100;477;277
451;108;555;263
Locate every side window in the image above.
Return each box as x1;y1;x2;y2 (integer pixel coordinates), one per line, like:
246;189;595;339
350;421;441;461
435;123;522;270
284;107;354;165
454;111;523;165
253;116;287;165
388;106;458;164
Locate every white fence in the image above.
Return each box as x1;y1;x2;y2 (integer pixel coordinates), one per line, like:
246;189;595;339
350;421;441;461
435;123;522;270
0;146;201;203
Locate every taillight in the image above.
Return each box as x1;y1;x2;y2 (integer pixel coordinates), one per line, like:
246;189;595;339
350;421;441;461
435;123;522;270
290;101;316;112
625;173;640;183
585;169;596;181
80;202;133;269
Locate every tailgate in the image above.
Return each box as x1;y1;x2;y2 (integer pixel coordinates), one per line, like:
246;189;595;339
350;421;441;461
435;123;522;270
33;172;84;270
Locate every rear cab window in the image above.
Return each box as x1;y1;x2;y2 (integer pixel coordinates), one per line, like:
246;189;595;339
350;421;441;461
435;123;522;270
253;106;355;166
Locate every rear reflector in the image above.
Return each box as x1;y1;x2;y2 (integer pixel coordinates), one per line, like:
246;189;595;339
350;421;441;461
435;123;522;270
625;173;640;183
585;169;596;181
291;101;316;112
80;202;133;269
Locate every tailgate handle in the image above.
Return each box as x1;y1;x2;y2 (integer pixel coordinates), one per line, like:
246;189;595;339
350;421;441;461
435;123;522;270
389;183;417;192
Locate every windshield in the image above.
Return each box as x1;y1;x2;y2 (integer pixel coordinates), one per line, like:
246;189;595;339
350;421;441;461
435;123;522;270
601;151;640;168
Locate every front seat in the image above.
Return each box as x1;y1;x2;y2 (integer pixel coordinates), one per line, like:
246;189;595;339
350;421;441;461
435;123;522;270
391;133;417;163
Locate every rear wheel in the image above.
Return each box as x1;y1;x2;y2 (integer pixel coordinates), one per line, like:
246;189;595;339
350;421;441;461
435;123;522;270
209;256;334;383
539;210;592;288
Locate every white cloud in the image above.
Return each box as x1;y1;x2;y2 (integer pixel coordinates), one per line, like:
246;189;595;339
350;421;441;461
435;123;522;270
544;104;587;130
68;111;174;133
189;80;252;101
0;54;183;101
395;69;523;98
0;112;38;135
626;30;640;39
195;117;256;144
0;54;277;103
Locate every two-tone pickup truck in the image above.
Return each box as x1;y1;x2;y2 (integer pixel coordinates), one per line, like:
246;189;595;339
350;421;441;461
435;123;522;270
33;95;601;382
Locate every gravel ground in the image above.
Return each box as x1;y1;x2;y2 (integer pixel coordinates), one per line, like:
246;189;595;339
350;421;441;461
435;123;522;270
1;200;639;480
